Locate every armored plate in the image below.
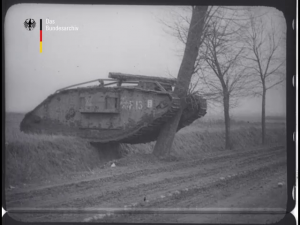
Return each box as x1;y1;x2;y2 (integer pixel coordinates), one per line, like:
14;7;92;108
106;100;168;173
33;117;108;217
20;73;207;144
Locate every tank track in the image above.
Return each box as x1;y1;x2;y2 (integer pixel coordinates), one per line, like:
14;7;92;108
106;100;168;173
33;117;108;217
177;108;207;131
90;93;207;144
129;101;207;143
90;94;181;144
121;94;181;144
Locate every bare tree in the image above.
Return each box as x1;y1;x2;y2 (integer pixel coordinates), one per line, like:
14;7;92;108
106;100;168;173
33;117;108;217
153;6;209;158
243;12;285;145
159;7;256;150
193;9;254;149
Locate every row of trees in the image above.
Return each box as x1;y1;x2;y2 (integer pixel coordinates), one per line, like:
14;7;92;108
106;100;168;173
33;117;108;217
153;6;285;157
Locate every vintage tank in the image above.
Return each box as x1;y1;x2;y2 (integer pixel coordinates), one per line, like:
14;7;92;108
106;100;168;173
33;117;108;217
20;73;207;144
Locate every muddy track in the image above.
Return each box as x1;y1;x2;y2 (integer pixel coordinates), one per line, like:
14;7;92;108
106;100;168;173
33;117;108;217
43;148;285;208
99;161;286;223
6;145;286;223
6;145;283;207
6;145;282;197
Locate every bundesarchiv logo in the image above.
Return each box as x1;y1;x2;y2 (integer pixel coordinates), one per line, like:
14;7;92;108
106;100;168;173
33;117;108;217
24;18;36;31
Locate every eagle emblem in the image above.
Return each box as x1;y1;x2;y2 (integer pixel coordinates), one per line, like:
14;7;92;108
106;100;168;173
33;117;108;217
24;18;36;31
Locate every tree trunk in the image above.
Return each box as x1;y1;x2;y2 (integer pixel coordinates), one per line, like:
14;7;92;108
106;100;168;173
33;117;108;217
153;108;184;158
153;6;208;158
223;92;231;149
261;88;266;145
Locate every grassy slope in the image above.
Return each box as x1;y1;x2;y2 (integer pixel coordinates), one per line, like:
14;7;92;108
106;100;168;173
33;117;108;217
5;113;102;186
5;113;286;186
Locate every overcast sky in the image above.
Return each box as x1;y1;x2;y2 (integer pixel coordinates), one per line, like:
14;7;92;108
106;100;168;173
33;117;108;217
5;4;286;118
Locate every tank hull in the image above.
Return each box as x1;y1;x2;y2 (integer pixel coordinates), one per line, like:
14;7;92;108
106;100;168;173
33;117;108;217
21;86;206;144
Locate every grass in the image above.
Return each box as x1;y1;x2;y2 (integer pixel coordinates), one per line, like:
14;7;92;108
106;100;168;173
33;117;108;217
4;112;286;187
5;113;102;186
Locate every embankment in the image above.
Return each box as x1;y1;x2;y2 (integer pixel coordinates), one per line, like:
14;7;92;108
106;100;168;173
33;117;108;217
5;113;285;186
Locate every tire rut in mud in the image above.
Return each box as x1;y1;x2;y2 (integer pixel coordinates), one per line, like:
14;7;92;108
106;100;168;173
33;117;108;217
6;145;284;207
7;146;285;210
95;159;286;223
41;148;285;208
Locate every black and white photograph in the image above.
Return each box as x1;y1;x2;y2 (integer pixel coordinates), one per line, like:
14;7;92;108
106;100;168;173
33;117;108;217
3;3;295;224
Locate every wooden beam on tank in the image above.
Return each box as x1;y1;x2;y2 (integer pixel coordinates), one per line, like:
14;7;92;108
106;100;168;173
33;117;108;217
154;81;167;92
108;72;177;86
103;81;119;87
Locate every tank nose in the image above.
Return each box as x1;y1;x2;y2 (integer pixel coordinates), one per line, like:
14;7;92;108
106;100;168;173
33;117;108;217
20;113;41;133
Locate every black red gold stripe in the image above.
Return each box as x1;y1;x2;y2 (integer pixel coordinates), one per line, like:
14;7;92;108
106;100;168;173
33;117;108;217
40;19;42;53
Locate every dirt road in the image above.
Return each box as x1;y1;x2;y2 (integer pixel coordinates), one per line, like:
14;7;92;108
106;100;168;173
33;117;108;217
6;145;287;223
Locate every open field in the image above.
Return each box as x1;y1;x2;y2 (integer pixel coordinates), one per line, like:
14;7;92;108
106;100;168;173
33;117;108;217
4;112;287;223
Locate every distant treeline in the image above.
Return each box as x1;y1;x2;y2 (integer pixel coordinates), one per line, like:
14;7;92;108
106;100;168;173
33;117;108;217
265;116;286;121
194;117;285;125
